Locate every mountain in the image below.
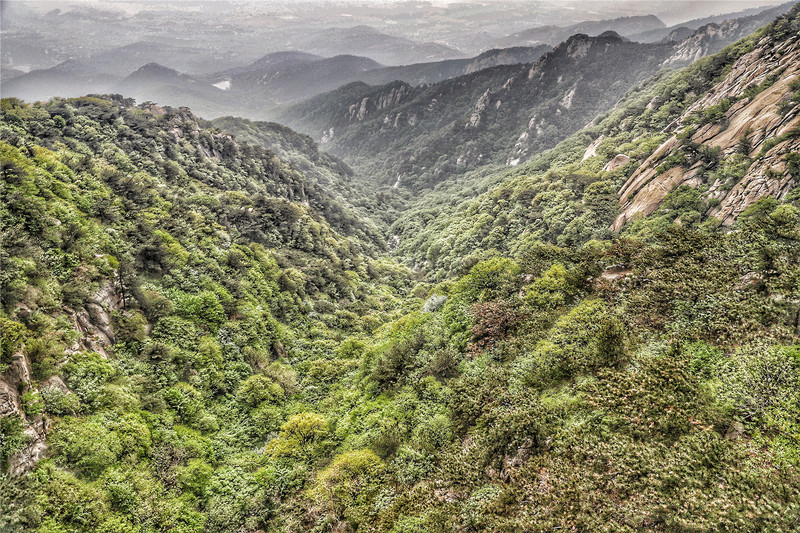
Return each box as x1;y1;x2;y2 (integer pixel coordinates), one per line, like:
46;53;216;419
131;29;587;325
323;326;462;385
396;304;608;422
490;15;665;48
616;19;800;228
0;60;121;102
3;45;549;120
628;0;796;42
281;32;674;193
3;5;800;533
286;25;466;66
208;52;384;107
113;63;237;118
356;45;552;87
0;67;28;82
62;41;246;77
207;46;553;112
386;3;800;277
663;1;798;65
210;116;392;236
1;40;248;104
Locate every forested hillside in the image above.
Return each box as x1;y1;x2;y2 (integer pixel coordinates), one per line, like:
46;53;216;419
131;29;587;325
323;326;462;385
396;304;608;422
388;4;800;278
1;4;800;533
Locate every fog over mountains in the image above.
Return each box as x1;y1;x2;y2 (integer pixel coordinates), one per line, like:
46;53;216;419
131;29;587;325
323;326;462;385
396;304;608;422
1;0;791;120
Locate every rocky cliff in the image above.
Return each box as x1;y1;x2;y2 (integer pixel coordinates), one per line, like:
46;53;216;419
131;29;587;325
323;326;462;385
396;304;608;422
614;24;800;230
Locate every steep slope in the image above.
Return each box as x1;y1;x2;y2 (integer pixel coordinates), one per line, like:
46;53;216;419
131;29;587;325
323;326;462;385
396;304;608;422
210;116;392;235
5;97;800;533
628;0;796;42
664;1;798;65
3;9;800;533
0;94;412;529
282;33;674;192
385;4;800;278
616;19;800;229
205;46;551;113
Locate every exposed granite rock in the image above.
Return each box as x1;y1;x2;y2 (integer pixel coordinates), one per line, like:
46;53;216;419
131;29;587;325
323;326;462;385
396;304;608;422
603;154;630;172
8;418;50;476
582;135;604;160
468;89;492;128
614;32;800;230
0;378;23;419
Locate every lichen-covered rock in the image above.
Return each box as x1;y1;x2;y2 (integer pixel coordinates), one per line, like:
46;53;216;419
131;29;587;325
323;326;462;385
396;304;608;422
603;154;630;172
8;418;50;477
0;378;23;419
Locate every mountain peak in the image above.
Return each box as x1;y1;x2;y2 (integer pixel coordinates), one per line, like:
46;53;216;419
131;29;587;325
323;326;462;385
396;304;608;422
597;30;627;41
133;62;181;76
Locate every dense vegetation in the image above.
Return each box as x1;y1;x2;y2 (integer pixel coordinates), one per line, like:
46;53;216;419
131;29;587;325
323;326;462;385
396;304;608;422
387;4;800;278
1;5;800;533
209;117;403;236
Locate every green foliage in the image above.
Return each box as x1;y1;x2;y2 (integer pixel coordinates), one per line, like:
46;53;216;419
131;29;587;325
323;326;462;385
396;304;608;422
265;412;329;459
308;449;385;525
515;299;626;387
62;352;115;411
3;8;800;529
717;344;799;426
236;374;284;407
525;263;577;309
0;415;27;468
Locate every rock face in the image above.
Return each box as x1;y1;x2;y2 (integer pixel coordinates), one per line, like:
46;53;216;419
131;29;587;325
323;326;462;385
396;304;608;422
613;30;800;230
9;418;50;476
468;89;492;128
345;82;412;124
1;361;49;477
665;19;744;66
1;278;125;476
582;135;604;160
284;32;673;191
65;280;124;359
663;2;796;67
0;378;23;420
603;154;630;172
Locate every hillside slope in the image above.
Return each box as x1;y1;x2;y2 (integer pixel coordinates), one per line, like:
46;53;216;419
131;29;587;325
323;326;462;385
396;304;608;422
356;45;552;87
490;14;665;48
616;24;800;229
2;7;800;533
386;4;800;278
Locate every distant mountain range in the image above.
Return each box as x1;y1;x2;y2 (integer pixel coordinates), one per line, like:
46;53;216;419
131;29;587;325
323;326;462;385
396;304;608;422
2;44;554;118
489;15;665;48
1;1;793;124
628;0;796;42
280;32;675;191
281;25;466;66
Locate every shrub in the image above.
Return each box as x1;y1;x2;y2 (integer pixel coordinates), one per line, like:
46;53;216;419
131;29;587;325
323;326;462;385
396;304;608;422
0;415;27;468
265;412;328;459
40;387;81;416
308;449;385;524
236;374;284;407
525;263;577;309
717;344;799;425
62;351;115;410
